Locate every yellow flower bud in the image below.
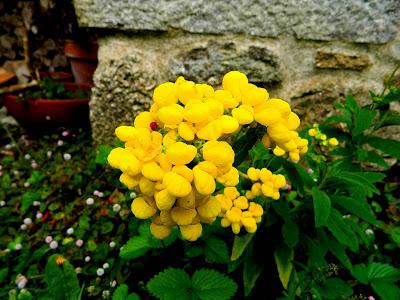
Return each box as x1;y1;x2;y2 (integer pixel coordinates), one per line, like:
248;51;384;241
184;101;210;123
273;174;286;189
217;115;239;134
196;84;214;98
220;217;231;227
254;108;281;127
241;217;257;232
217;167;239;187
157;104;184;125
222;71;249;98
131;197;157;219
272;191;280;200
172;165;194;182
134;112;154;129
204;99;224;119
319;134;327;141
197;197;221;218
231;222;242;234
150;222;172;240
193;167;216;195
215;194;233;212
259;168;272;183
202;141;235;167
171;207;197;225
289;151;300;162
268;124;291;144
226;207;242;223
166;142;197;165
120;152;142;176
119;173;140;189
153;82;178;107
308;128;317;136
160;210;175;226
177;81;198;105
264;98;291;117
232;105;254;125
247;167;260;181
214;90;239;109
196;120;222;141
177;190;196;209
163;171;192;197
196;161;218;178
261;134;271;148
286;112;300;130
224;187;240;200
179;223;202;241
178;122;196;141
249;202;264;218
115;126;137;142
329;137;339;146
139;177;156;197
242;87;268;106
273;146;286;157
261;182;274;198
107;147;125;169
245;190;255;199
251;182;262;196
155;189;176;210
233;196;249;210
142;161;165;181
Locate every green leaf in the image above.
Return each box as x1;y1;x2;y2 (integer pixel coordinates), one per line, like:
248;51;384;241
331;195;377;225
147;268;192;300
345;95;359;113
379;112;400;127
325;209;359;252
192;269;237;300
367;263;400;282
112;284;129;300
351;264;369;284
231;234;254;261
96;145;113;165
243;250;264;297
274;243;294;290
126;293;140;300
312;187;331;227
316;278;353;299
365;150;389;168
352;107;376;136
326;238;352;270
120;236;151;260
45;255;80;300
367;136;400;160
282;221;299;248
21;191;41;212
371;280;400;300
204;236;230;264
233;127;258;167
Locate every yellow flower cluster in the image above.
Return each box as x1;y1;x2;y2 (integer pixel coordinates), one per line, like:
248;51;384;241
108;71;305;241
245;167;287;200
308;124;339;147
217;187;263;234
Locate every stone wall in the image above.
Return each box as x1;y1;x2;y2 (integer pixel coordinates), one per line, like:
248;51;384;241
73;0;400;144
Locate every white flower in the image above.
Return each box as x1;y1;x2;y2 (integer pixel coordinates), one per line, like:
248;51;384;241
307;168;314;174
15;243;22;250
76;239;84;247
46;151;52;158
5;144;12;150
63;153;72;161
62;131;69;137
109;241;116;248
49;241;58;249
45;116;51;120
365;229;374;236
66;228;74;235
102;290;110;298
93;190;100;196
86;198;94;205
23;182;30;188
130;192;137;199
0;200;5;207
113;204;121;212
31;161;38;169
24;154;31;160
57;140;63;146
103;263;110;269
96;268;105;276
36;212;43;219
342;214;351;219
33;201;41;206
97;192;104;197
20;224;27;230
45;236;53;243
23;218;32;225
16;275;28;289
13;170;19;175
11;183;17;188
110;280;117;288
85;256;91;262
75;267;82;274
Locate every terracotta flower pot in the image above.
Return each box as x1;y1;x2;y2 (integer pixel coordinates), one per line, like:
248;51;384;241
64;39;98;86
3;82;91;131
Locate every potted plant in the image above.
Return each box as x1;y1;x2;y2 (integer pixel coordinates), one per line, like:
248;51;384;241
3;77;91;132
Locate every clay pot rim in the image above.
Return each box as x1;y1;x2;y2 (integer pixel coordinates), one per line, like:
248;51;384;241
64;39;98;59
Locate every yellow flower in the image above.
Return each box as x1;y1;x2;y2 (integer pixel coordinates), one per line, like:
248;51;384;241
179;223;202;241
115;126;137;142
153;82;178;107
162;130;178;147
131;197;157;219
218;115;239;134
247;167;260;181
119;173;140;189
273;146;286;157
202;141;235;167
193;167;216;195
214;90;239;109
264;98;291;117
319;134;327;141
251;182;262;196
204;99;224;118
166;142;197;165
242;87;268;106
254;108;281;127
249;202;263;218
224;187;240;200
177;190;196;209
160;210;175;226
157;104;184;125
176;80;198;105
259;168;272;183
222;71;249;98
268;124;291;144
139;177;156;197
178;122;196;141
196;83;214;98
231;222;242;234
226;207;242;223
134;111;155;129
120;152;142;176
163;171;192;197
233;196;249;210
261;134;271;148
150;222;172;240
141;161;165;181
241;217;257;233
107;148;125;169
172;165;194;182
217;167;239;186
196;120;222;141
197;197;221;218
232;105;254;125
196;161;218;178
286;112;300;130
156;153;172;171
215;194;233;213
155;189;176;210
289;151;300;162
273;174;286;189
329;137;339;146
261;182;274;198
171;207;197;225
184;101;210;123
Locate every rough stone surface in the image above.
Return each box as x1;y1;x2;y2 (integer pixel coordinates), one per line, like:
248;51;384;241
74;0;400;44
315;50;371;70
169;42;280;86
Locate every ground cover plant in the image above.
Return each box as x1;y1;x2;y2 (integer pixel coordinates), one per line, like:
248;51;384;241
0;71;399;300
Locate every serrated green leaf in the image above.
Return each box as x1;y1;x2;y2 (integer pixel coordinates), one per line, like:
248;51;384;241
351;264;369;284
312;187;331;227
371;280;400;300
325;209;358;252
147;268;192;300
112;284;129;300
282;221;299;248
274;243;293;290
231;234;254;261
204;236;229;264
316;278;353;299
331;195;377;225
367;263;400;282
120;236;151;260
353;108;376;136
367;136;400;160
192;269;237;300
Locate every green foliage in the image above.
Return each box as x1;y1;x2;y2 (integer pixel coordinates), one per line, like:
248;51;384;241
147;268;237;300
112;284;140;300
25;77;88;100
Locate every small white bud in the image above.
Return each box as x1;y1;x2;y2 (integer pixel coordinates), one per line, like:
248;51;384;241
97;268;105;276
66;228;74;235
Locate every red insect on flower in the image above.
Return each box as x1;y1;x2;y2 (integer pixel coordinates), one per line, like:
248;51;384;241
150;122;158;131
